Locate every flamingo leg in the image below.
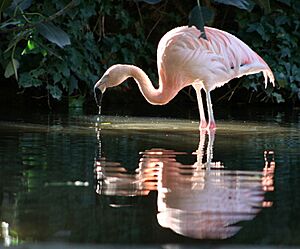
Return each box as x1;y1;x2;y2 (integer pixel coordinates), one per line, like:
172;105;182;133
205;90;216;129
206;129;215;167
194;129;206;171
193;84;207;129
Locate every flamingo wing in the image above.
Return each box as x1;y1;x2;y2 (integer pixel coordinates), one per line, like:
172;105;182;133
204;27;275;88
157;26;274;91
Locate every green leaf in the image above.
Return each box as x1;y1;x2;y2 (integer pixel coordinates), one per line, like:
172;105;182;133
253;0;271;14
213;0;255;11
9;0;32;11
0;0;12;12
188;5;207;39
276;0;290;6
272;92;285;103
69;96;84;108
4;58;19;79
62;65;70;77
69;75;78;94
31;68;46;78
275;15;289;26
247;23;269;41
275;72;287;88
136;0;161;4
198;6;215;25
68;47;83;67
47;84;62;99
36;22;71;48
80;3;96;18
34;40;62;59
21;40;37;55
19;72;42;87
27;39;35;50
53;72;61;83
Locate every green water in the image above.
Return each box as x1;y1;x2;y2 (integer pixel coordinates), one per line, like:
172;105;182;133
0;110;299;246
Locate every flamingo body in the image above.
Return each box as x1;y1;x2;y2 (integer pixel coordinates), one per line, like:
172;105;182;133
94;26;274;129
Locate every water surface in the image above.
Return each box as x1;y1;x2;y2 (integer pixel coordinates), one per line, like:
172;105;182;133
0;112;299;246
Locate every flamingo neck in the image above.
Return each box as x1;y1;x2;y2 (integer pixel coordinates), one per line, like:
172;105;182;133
129;65;171;105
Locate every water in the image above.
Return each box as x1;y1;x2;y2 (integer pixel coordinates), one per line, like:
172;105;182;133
0;110;299;247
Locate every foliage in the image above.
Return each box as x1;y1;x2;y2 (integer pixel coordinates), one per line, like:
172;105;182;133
0;0;299;107
0;0;160;105
235;1;300;103
0;0;76;102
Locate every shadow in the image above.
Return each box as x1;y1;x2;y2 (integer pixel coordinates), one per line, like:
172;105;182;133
94;129;275;239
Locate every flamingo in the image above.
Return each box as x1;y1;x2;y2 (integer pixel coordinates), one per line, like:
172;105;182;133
94;26;275;129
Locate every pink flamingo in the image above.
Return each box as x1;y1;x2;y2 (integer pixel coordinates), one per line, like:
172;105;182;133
94;26;275;129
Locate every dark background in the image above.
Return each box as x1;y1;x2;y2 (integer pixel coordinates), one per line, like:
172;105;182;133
0;0;299;113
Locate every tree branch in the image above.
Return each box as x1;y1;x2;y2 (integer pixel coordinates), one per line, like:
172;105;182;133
0;0;77;34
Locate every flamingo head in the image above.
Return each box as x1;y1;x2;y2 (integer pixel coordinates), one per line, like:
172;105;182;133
94;65;130;106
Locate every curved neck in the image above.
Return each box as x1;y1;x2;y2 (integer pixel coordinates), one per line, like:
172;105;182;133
128;65;173;105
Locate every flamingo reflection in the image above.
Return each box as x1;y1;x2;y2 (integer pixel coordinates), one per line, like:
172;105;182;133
94;130;275;239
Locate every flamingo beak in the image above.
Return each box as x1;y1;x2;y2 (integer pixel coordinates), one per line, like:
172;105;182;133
94;87;103;107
